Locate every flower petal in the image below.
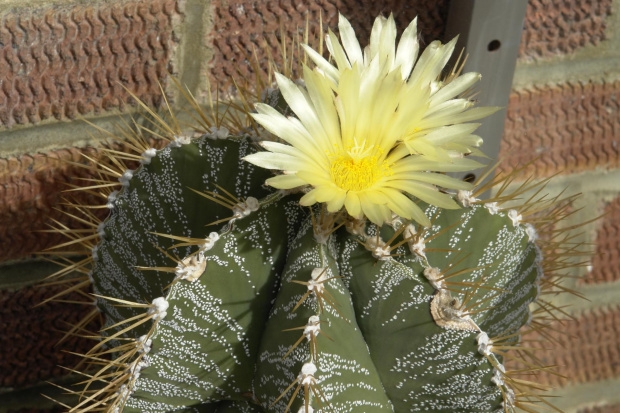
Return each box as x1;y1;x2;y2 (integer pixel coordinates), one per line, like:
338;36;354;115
430;72;481;105
275;73;332;153
265;174;307;189
338;14;363;65
301;43;340;84
260;140;326;169
303;66;341;147
344;192;362;217
326;29;352;71
395;172;473;190
395;17;419;80
327;190;347;212
394;181;460;209
359;194;392;225
243;152;300;171
378;188;430;227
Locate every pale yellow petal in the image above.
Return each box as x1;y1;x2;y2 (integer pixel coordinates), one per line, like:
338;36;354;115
252;105;321;156
303;66;341;147
344;192;362;217
378;13;397;69
408;37;457;90
359;194;392;225
394;17;419;79
327;190;347;212
301;43;339;84
420;106;500;130
338;14;363;65
326;29;351;71
378;188;430;226
275;73;332;153
394;181;460;209
430;72;481;105
265;174;307;189
300;189;320;206
243;152;300;171
391;156;485;173
260;140;326;169
368;15;387;59
392;172;472;190
416;124;481;147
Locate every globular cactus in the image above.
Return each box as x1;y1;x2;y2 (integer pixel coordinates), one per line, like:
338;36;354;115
43;12;582;413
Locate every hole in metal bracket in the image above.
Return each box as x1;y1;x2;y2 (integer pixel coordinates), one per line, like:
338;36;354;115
487;40;501;52
463;173;476;183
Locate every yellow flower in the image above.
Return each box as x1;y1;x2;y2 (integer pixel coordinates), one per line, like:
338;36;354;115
244;14;497;226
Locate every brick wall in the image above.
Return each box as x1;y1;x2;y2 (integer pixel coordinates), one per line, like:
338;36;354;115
500;0;620;411
0;0;619;411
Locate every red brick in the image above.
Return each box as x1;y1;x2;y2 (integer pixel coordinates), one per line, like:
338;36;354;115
582;196;620;284
0;283;100;388
507;306;620;387
0;140;164;262
209;0;450;94
500;80;620;177
519;0;612;61
0;0;182;128
579;404;620;413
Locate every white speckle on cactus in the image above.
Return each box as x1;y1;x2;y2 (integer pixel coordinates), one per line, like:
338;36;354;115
232;197;260;220
170;134;192;147
148;297;169;320
386;213;404;228
313;221;331;244
297;407;314;413
140;148;157;164
128;359;149;378
508;209;522;226
208;125;230;139
310;267;328;282
97;222;106;239
430;290;478;331
137;335;152;354
117;383;133;402
491;366;504;386
87;271;95;284
423;267;445;289
403;224;416;240
303;315;321;340
503;385;516;408
307;267;328;293
365;236;390;260
345;217;366;237
476;332;492;356
410;237;426;258
372;245;391;260
299;362;317;385
525;223;538;242
457;190;478;207
176;253;207;282
485;202;499;215
200;232;220;252
106;190;118;209
91;245;98;262
119;169;134;187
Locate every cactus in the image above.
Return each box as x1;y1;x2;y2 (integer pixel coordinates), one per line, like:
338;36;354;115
42;13;584;413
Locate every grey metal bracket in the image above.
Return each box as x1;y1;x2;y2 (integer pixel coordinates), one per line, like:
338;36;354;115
443;0;528;194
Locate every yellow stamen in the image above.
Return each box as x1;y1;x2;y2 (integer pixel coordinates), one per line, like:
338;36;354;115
330;153;391;191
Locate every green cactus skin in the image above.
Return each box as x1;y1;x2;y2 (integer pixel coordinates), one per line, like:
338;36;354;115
69;126;548;413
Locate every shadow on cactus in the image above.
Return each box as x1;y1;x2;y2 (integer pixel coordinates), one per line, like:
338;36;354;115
41;13;588;413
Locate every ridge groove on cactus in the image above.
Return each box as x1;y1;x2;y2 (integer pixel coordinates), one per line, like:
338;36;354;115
37;12;590;413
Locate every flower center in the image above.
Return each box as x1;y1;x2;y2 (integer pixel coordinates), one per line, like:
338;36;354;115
330;153;390;192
